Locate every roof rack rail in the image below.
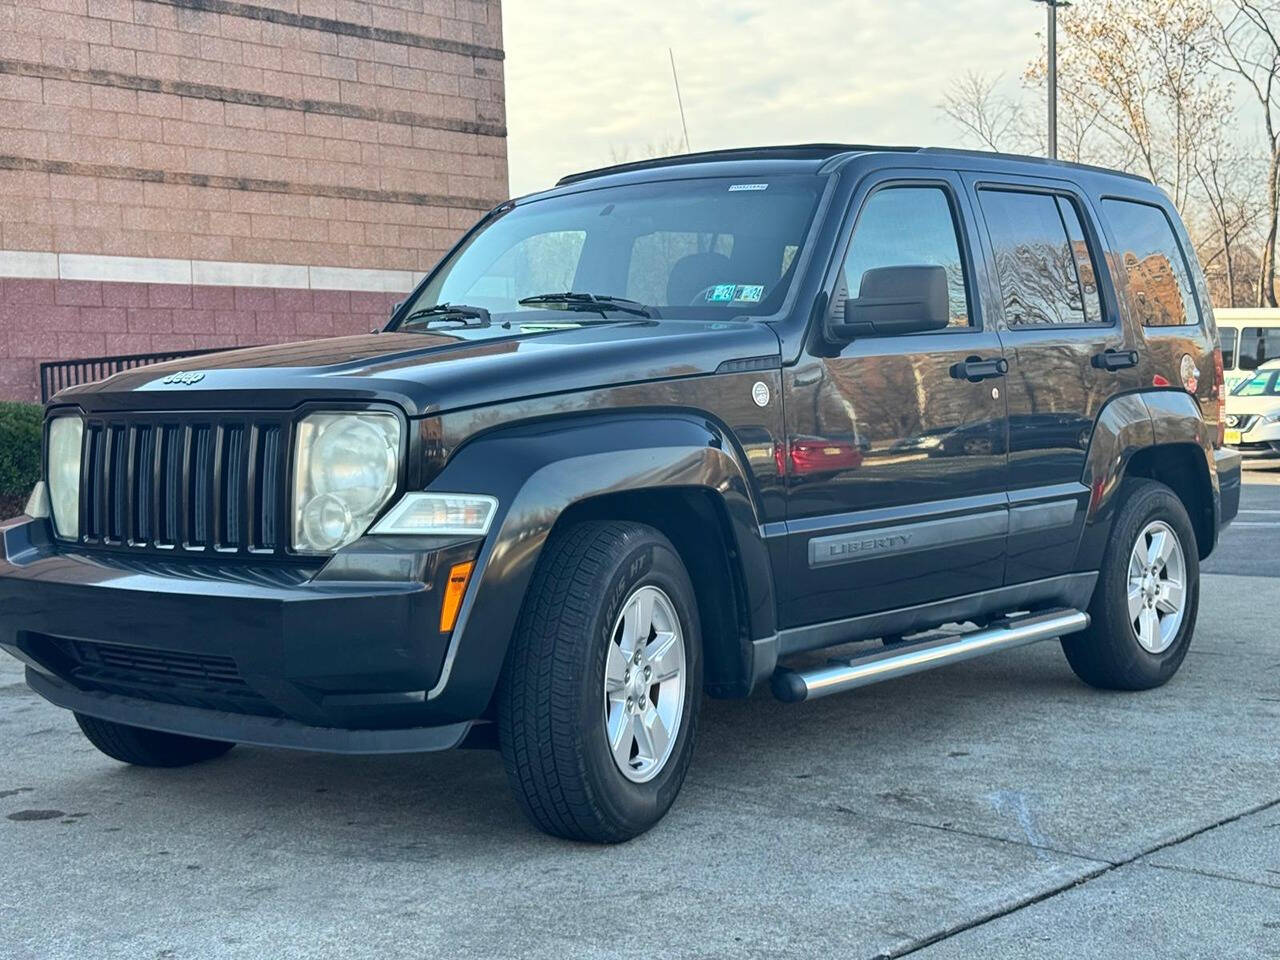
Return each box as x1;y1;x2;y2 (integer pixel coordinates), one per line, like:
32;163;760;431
915;146;1152;184
551;143;1152;189
555;143;920;187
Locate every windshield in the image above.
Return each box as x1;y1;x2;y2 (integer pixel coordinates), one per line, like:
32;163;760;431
396;175;826;324
1232;368;1280;396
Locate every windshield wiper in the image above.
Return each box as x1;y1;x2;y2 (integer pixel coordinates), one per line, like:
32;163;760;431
398;303;492;329
517;292;652;318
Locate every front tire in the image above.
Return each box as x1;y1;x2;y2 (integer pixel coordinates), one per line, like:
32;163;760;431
75;714;235;767
1062;479;1200;690
497;521;702;843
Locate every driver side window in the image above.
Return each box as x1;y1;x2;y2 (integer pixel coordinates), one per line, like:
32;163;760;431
836;186;972;328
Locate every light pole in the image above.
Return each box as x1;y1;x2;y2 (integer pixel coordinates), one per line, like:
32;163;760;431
1032;0;1070;159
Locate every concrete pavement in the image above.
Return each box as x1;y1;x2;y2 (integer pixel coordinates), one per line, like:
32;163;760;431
2;499;1278;958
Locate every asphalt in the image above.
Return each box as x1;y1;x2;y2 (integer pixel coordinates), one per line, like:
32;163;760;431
2;473;1278;959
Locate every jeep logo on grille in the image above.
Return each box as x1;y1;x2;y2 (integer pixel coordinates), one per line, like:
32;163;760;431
161;371;205;385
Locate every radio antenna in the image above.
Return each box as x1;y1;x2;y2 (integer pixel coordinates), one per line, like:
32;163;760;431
669;48;691;153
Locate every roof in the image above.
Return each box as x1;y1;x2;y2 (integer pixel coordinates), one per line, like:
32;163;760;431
554;143;1152;188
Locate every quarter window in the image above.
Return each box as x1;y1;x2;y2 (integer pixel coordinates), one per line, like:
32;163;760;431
837;186;972;328
1101;198;1198;327
979;189;1105;327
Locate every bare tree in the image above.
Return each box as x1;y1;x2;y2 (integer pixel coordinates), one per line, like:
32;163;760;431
1025;0;1225;212
1193;137;1264;306
938;72;1025;152
1215;0;1280;306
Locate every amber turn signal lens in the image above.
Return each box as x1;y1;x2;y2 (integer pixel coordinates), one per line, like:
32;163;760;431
439;561;474;633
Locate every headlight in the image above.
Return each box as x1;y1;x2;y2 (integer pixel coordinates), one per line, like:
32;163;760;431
370;493;498;536
292;412;401;553
46;416;83;539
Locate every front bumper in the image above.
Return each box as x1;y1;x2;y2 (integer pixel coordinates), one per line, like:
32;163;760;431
0;516;484;752
1226;421;1280;458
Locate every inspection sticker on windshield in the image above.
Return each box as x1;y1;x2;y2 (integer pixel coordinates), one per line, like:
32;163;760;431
709;284;738;302
728;183;769;192
735;285;764;303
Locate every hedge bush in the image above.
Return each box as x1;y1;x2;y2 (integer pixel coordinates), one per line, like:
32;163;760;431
0;402;42;516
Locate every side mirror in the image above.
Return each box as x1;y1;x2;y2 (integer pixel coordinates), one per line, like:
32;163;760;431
829;265;951;340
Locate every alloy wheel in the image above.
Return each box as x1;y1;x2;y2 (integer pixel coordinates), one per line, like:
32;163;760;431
603;585;687;783
1126;520;1187;655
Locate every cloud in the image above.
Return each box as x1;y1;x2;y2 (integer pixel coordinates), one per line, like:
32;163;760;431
503;0;1048;195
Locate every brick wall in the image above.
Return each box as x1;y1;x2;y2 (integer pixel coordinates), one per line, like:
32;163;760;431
0;0;506;271
0;0;507;402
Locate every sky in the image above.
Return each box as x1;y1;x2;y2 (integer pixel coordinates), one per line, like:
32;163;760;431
502;0;1051;197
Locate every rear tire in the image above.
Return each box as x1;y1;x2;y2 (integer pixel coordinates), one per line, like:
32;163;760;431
497;521;702;843
1062;479;1200;690
75;714;235;767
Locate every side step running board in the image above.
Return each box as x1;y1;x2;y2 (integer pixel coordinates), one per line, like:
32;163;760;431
771;608;1089;703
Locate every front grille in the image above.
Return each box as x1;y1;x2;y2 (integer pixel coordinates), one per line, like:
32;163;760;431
78;416;288;555
48;637;281;717
83;641;242;685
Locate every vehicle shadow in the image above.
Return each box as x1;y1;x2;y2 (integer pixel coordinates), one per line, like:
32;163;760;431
73;641;1090;849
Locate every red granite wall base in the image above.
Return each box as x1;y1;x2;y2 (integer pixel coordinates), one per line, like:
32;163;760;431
0;278;404;403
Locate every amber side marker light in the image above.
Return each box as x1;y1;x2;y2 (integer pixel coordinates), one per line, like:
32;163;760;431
440;561;475;632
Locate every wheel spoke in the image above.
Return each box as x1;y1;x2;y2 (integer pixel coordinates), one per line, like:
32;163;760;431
1137;607;1159;650
1128;546;1147;580
604;641;629;695
1156;578;1183;615
620;589;655;653
1145;529;1168;569
608;705;635;769
646;630;681;681
636;710;670;763
1127;582;1145;621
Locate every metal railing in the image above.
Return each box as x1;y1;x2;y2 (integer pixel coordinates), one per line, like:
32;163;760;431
39;348;237;403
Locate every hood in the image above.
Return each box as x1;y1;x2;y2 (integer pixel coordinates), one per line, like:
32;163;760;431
53;319;782;417
1225;393;1280;417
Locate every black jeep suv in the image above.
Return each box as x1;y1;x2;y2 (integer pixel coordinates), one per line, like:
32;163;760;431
0;145;1242;842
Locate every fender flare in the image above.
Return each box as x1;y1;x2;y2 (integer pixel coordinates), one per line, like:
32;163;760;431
420;412;776;719
1078;388;1217;567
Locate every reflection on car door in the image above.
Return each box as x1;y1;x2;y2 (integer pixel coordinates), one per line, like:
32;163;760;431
966;175;1138;584
778;173;1009;630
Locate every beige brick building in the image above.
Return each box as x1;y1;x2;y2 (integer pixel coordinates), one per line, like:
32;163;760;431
0;0;508;401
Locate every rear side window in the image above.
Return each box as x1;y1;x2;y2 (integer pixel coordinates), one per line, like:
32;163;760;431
978;189;1105;327
1220;327;1238;369
1238;327;1280;371
837;185;972;328
1101;198;1198;327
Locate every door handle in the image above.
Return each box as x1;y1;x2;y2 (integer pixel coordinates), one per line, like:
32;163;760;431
1092;349;1139;371
950;356;1009;382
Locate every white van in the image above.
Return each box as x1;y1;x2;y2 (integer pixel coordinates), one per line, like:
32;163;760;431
1215;308;1280;392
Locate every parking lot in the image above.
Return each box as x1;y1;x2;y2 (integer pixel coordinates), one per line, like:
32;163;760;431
2;465;1278;960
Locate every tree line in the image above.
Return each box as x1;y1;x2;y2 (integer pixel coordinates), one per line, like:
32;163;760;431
939;0;1280;309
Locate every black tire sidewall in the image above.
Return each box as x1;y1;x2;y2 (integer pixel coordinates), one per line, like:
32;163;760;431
1093;482;1200;685
576;533;702;835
